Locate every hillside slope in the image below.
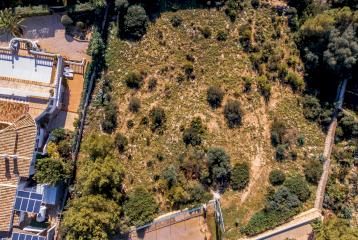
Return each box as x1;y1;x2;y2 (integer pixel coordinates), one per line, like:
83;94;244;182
82;5;325;238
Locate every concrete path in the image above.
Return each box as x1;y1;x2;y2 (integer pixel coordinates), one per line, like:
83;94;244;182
314;79;348;209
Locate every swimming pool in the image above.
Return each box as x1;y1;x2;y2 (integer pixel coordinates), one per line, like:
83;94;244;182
0;54;53;84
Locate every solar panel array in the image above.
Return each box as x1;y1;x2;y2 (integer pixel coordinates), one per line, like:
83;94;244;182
13;190;43;213
11;233;46;240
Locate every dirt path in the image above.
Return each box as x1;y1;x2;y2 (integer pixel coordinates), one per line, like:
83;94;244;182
241;101;271;203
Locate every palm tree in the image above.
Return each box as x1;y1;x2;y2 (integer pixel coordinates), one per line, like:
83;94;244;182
0;9;24;37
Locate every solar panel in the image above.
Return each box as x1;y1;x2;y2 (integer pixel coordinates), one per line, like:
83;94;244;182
13;190;43;213
11;233;46;240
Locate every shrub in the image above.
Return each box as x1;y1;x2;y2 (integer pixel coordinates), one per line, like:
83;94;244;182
243;77;253;92
123;5;148;39
125;71;143;89
284;176;310;202
285;71;304;91
114;133;128;153
304;160;323;184
149;107;166;130
62;195;121;239
183;117;205;146
269;170;286;185
200;26;212;38
276;144;287;161
266;187;301;212
58;140;72;159
162;165;177;188
51;128;67;144
170;15;182;27
257;75;271;100
128;97;141;113
207;86;224;108
217;30;228;41
251;0;260;9
76;21;85;30
183;63;194;79
271;119;287;147
297;135;305;146
231;163;250;191
148;78;157;91
87;29;105;57
302;95;322;121
239;24;252;50
101;103;118;134
224;100;243;128
34;158;70;186
124;187;158;226
339;114;358;139
61;15;73;26
207;147;231;187
127;119;134;129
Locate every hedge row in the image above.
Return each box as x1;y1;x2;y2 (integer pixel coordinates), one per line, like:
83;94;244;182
14;3;95;18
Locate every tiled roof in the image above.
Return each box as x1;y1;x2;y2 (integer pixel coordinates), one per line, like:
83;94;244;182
0;113;37;235
0;114;37;177
0;183;17;233
0;101;29;124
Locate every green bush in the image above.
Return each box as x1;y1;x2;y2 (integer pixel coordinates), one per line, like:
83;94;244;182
304;160;323;184
266;187;301;212
285;71;304;91
257;75;271;100
62;195;121;239
239;24;252;50
200;26;212;38
125;71;143;89
241;207;296;236
207;86;224;108
128;97;141;113
269;170;286;185
15;5;51;18
302;95;322;121
61;15;73;26
148;78;157;91
276;144;287;161
284;176;310;202
271;119;287;147
76;21;85;30
231;163;250;191
207;147;231;187
101;103;118;134
170;15;182;27
87;29;105;57
34;158;70;186
124;187;158;226
224;100;243;128
51;128;67;144
114;133;128;153
183;63;194;79
217;30;228;41
243;77;253;92
149;107;166;131
162;165;177;188
339;114;358;139
183;117;205;146
251;0;260;9
58;140;72;159
123;5;148;39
